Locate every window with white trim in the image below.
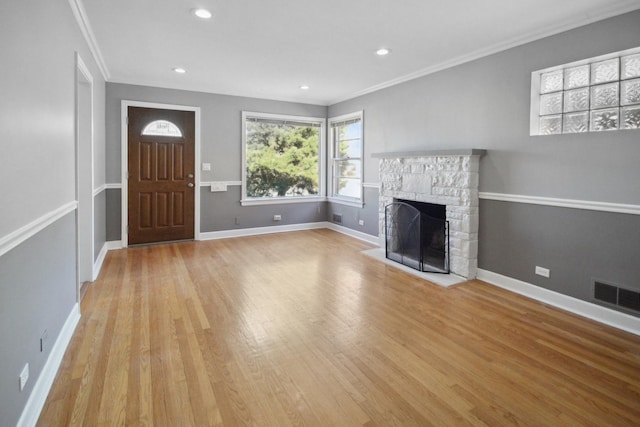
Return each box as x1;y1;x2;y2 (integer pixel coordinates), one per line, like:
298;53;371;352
329;111;363;206
531;47;640;135
241;111;325;205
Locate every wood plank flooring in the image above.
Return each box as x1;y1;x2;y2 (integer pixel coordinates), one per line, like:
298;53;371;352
38;229;640;426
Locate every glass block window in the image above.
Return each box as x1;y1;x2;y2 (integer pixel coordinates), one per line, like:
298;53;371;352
532;47;640;135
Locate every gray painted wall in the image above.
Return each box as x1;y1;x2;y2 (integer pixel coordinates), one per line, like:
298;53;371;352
104;83;383;239
105;83;329;237
327;10;640;315
94;190;107;261
0;214;78;427
327;187;379;236
0;0;105;236
480;200;640;302
329;11;640;203
105;83;327;183
0;0;106;424
200;187;327;232
106;189;122;242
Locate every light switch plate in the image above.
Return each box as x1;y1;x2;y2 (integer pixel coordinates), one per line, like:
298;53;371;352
202;163;211;171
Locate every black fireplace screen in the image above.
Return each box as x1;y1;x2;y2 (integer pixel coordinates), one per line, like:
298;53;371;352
385;202;450;273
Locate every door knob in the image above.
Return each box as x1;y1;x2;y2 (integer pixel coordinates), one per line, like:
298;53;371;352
187;183;194;188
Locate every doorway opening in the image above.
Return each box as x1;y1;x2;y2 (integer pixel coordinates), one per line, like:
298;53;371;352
75;53;94;301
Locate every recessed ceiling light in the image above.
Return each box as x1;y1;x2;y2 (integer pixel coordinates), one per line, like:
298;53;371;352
173;67;187;74
300;85;310;90
192;8;212;19
376;48;391;56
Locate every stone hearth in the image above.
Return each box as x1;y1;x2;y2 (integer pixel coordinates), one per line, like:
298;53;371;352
373;149;486;279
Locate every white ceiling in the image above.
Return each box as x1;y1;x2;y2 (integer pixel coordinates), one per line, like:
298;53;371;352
80;0;640;105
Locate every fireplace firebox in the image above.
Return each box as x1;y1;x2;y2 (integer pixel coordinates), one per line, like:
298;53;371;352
385;200;449;273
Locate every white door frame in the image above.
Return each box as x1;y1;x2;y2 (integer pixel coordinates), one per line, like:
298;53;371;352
75;53;94;299
121;100;201;247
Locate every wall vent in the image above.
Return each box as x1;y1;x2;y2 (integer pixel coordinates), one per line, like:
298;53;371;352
332;213;343;224
593;280;640;313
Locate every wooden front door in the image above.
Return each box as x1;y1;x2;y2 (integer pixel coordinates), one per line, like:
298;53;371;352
128;107;195;245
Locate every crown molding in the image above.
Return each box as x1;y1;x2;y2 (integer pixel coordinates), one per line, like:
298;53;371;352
67;0;110;80
330;2;640;105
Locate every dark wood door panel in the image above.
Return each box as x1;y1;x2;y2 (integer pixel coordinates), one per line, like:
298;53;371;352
128;107;195;245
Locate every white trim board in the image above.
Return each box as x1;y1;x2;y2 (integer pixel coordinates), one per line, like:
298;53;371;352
305;187;640;215
0;202;77;258
324;222;380;245
106;240;123;250
67;0;109;80
93;242;109;281
16;303;81;427
92;184;106;197
76;52;95;288
479;192;640;215
477;269;640;337
199;221;380;245
200;222;327;241
200;181;242;187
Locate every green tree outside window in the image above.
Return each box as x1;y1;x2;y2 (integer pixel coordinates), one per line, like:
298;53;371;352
245;120;320;198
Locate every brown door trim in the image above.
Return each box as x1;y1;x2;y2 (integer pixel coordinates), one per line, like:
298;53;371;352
121;101;200;247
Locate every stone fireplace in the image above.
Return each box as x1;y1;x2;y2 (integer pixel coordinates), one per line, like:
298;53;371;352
373;149;486;279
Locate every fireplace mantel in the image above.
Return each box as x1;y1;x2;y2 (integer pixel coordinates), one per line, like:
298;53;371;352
376;150;484;279
372;149;486;158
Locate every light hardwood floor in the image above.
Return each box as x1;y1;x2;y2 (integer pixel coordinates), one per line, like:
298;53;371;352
38;229;640;426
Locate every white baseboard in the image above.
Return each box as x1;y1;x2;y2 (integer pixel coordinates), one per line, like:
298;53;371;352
325;222;380;245
477;269;640;336
105;240;123;251
199;221;380;245
199;222;328;240
105;224;378;247
17;303;81;427
92;242;108;281
93;241;122;281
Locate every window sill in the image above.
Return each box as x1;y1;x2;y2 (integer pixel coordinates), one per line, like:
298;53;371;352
241;196;326;207
327;197;363;208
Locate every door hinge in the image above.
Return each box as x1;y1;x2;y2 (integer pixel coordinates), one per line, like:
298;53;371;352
126;116;129;125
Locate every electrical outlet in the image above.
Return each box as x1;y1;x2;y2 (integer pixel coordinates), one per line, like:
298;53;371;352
535;266;550;278
235;216;240;225
210;182;227;192
273;214;282;221
358;219;364;226
19;363;29;392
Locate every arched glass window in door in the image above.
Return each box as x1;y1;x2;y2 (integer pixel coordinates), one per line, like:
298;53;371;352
142;120;183;137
